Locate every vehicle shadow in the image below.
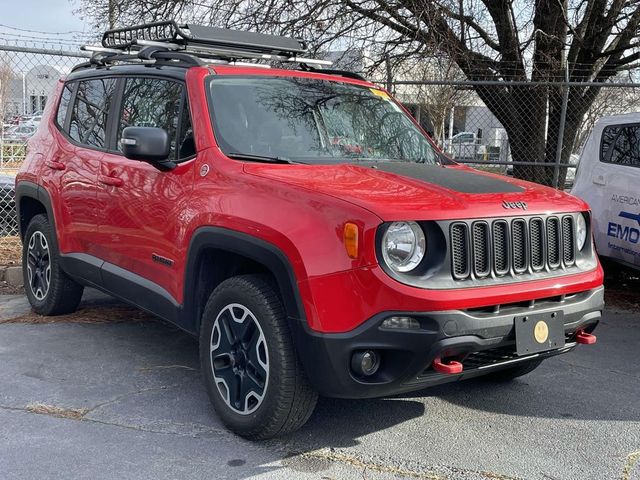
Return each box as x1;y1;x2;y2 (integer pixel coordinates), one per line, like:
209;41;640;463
5;289;636;479
395;350;640;423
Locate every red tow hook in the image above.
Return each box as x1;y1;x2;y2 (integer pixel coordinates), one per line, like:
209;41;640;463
576;330;597;345
432;357;464;375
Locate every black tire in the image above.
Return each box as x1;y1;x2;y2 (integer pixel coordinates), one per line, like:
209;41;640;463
199;274;317;439
481;358;543;382
22;214;84;315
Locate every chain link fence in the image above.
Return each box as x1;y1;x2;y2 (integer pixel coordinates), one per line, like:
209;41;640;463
1;42;640;264
0;45;88;263
391;78;640;188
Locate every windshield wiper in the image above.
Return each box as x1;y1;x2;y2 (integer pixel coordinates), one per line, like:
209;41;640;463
226;152;302;164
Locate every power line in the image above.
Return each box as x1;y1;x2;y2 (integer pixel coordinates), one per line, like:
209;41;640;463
0;23;88;36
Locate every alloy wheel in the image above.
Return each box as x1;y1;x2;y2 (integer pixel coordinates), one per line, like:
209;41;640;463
210;303;269;415
26;231;51;301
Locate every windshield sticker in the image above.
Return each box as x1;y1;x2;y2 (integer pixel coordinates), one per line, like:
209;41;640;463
370;88;391;99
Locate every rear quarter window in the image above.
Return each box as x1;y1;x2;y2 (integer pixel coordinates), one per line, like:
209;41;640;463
56;83;74;129
600;123;640;168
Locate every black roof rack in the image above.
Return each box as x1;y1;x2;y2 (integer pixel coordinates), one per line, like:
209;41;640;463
301;67;367;82
102;21;308;57
77;20;374;83
79;20;332;70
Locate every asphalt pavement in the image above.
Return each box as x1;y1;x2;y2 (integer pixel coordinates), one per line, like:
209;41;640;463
0;289;638;480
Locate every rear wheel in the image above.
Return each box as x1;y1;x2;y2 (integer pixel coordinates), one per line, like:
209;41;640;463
199;274;317;439
22;214;84;315
482;358;543;381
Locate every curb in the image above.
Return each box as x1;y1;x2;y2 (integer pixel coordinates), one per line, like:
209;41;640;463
0;265;23;287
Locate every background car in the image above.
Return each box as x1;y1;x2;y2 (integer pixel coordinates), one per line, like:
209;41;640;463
444;131;489;162
2;124;37;143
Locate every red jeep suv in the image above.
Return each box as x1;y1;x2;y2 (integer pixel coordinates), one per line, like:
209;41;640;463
15;22;603;439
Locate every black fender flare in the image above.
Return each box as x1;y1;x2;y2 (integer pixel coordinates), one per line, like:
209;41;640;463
183;226;306;333
14;181;55;243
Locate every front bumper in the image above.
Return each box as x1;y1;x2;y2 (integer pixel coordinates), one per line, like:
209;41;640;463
291;286;604;399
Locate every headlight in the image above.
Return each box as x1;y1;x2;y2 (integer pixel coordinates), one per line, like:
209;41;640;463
381;221;426;272
577;213;588;251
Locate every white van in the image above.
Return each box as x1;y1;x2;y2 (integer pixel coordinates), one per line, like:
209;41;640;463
572;113;640;270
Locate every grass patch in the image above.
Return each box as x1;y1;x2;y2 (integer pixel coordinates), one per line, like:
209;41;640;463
25;403;89;420
0;236;21;265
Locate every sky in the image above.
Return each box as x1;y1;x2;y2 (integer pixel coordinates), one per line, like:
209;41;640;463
0;0;92;44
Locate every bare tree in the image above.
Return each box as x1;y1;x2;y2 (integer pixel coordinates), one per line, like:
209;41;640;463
78;0;640;185
391;56;474;146
575;77;640;153
0;55;16;129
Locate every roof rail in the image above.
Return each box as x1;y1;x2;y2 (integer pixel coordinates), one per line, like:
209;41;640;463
82;20;332;68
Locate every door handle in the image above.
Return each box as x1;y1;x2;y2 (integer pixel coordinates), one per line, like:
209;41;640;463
592;175;606;186
45;160;65;171
98;175;124;188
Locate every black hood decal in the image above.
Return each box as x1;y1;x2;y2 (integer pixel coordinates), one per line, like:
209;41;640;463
362;162;524;194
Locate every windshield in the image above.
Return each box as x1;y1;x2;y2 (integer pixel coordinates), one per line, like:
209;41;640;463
208;76;439;164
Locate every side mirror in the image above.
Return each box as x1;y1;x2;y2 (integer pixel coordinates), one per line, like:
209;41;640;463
121;126;175;170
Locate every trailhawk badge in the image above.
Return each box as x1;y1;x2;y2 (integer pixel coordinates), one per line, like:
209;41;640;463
502;200;528;210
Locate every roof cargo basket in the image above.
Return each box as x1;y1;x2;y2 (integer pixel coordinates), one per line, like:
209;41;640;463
94;20;329;66
102;21;308;56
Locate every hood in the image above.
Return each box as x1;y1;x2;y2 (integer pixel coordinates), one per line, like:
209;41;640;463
244;162;589;221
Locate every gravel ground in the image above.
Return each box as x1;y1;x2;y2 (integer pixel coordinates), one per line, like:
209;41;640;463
0;287;638;480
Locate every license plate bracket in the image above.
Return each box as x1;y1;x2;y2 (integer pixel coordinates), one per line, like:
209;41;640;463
514;311;565;356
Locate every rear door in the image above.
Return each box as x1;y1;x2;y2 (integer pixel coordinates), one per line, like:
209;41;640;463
96;75;195;301
588;122;640;268
41;78;117;258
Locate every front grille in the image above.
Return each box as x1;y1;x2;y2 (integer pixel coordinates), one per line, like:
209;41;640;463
547;217;561;268
472;222;490;277
451;223;469;278
530;218;544;270
512;219;527;273
450;214;578;281
463;347;520;369
562;216;575;265
492;221;509;274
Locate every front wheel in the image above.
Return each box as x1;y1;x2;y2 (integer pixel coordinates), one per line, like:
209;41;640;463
199;274;317;439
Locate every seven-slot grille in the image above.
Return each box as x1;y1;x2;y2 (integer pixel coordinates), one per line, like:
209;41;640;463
450;215;577;280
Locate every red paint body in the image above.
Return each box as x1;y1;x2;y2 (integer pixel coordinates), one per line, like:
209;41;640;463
17;65;603;334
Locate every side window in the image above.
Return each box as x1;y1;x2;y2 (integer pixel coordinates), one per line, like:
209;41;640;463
68;78;117;148
56;83;73;129
117;78;192;160
601;124;640;168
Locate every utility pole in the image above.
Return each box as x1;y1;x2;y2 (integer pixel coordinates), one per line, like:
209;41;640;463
108;0;117;29
384;55;393;94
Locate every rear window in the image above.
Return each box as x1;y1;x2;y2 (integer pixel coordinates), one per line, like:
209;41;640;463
600;123;640;168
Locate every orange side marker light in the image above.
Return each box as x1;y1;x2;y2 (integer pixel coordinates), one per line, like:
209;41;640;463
343;222;359;259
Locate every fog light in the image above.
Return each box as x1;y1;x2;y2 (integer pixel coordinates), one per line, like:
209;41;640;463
351;350;380;377
380;316;420;330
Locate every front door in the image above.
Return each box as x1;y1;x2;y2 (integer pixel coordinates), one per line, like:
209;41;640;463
96;76;196;301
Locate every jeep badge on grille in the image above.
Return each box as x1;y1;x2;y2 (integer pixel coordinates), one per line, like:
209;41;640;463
503;201;528;210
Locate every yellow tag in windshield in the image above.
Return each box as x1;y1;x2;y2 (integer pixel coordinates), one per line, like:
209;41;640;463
370;88;391;99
